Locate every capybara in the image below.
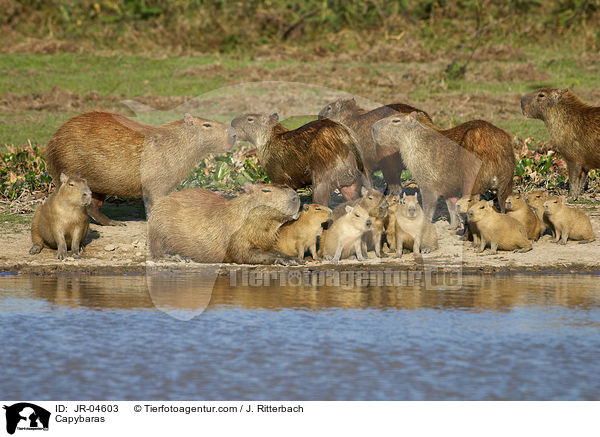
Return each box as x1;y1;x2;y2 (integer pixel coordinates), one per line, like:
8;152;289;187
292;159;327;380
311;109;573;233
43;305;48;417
524;190;554;236
394;193;438;256
543;196;595;244
505;194;542;240
319;205;372;262
224;205;301;265
521;88;600;200
276;203;332;259
467;200;532;254
456;194;481;246
373;112;481;228
318;98;433;193
46;111;236;225
30;173;92;259
148;183;300;263
231;113;367;205
383;194;401;252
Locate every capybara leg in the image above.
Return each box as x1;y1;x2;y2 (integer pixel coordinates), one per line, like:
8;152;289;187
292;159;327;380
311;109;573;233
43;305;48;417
354;240;365;261
578;238;595;244
54;230;67;260
88;193;125;226
340;181;361;202
296;243;305;260
420;189;437;223
310;243;318;260
514;245;533;253
567;161;583;200
29;244;43;255
559;232;568;245
475;238;486;253
312;182;333;206
488;241;498;255
446;197;459;229
331;243;343;264
380;154;403;194
71;227;83;259
374;231;382;258
412;237;421;255
497;179;513;213
30;229;44;255
395;231;404;258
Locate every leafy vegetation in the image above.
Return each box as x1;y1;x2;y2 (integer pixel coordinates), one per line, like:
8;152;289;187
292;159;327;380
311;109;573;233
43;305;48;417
0;143;52;200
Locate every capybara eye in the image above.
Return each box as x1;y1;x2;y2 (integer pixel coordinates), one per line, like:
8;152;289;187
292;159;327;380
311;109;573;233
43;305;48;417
261;189;271;193
202;123;212;128
247;117;254;122
479;205;484;209
554;200;558;203
327;106;331;111
392;118;401;124
368;196;373;200
538;93;545;98
315;207;321;210
354;213;360;217
536;195;541;198
69;182;74;186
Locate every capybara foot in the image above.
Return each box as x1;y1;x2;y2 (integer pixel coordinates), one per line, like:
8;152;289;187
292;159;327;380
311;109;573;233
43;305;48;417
421;248;432;254
57;250;67;260
72;252;82;259
513;246;533;253
29;244;43;255
559;240;567;245
578;238;595;244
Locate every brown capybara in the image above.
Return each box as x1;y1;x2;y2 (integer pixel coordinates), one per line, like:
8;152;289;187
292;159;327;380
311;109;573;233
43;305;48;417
394;193;438;256
318;98;433;193
30;173;92;260
456;194;481;246
521;88;600;200
224;205;301;265
543;196;595;244
276;203;332;260
46;112;236;225
231;113;367;205
148;183;300;263
505;194;542;240
319;205;372;263
383;194;401;252
467;200;532;254
524;190;554;236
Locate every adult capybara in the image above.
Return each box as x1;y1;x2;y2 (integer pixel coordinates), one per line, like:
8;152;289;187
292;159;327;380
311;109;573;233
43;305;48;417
505;194;541;240
231;113;367;205
467;200;532;254
46;112;236;225
524;190;554;236
318;98;433;193
148;183;300;263
276;203;332;260
521;88;600;200
319;205;372;262
30;173;91;259
373;111;515;228
394;193;438;256
225;205;301;265
543;196;595;244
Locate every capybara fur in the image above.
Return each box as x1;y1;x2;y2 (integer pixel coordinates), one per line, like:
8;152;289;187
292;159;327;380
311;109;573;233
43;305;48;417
394;193;438;256
456;194;481;246
524;190;554;236
383;194;401;252
319;205;372;263
276;203;332;259
224;205;301;265
467;200;532;254
46;111;235;225
521;88;600;200
148;183;300;263
543;196;595;244
231;113;367;205
318;98;433;193
505;194;542;240
30;173;92;260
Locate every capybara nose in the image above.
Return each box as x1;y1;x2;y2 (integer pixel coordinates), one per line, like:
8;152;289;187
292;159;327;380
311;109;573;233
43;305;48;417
520;96;527;114
366;218;372;227
227;127;237;147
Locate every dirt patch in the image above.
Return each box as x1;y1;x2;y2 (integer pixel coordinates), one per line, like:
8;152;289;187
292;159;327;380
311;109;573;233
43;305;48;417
466;62;551;83
174;63;228;78
471;44;526;61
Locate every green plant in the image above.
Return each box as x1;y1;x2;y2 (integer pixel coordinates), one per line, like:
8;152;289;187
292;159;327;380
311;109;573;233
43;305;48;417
0;144;53;200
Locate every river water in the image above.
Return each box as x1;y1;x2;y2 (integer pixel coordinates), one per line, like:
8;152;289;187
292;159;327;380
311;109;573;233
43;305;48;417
0;272;599;400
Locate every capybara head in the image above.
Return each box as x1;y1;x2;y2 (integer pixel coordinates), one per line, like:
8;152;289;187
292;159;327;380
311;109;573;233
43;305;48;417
318;98;359;121
524;190;548;207
543;196;565;215
58;173;92;207
467;199;495;223
456;194;481;214
385;194;401;212
180;113;236;153
243;182;300;218
371;111;424;146
505;193;528;211
359;187;388;218
231;113;280;144
520;88;568;120
302;203;332;224
344;205;372;231
398;193;423;219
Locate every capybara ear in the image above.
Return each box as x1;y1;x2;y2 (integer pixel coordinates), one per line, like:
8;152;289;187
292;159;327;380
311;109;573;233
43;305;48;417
402;192;407;199
303;204;310;211
60;172;69;184
184;113;193;126
270;113;279;121
345;205;354;214
361;186;368;196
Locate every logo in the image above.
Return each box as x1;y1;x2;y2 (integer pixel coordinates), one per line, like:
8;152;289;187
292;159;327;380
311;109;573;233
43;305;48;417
3;403;50;435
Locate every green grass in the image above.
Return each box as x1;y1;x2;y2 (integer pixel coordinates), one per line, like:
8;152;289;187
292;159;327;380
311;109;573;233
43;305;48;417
0;212;32;234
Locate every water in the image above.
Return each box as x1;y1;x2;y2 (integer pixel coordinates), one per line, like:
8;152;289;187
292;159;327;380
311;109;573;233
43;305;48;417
0;273;599;400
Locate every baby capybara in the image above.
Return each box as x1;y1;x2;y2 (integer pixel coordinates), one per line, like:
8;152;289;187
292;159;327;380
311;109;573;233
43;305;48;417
231;113;367;205
46;112;236;225
394;193;438;256
467;200;532;254
524;190;554;236
225;205;301;265
521;88;600;200
276;204;332;260
332;187;388;220
373;112;515;228
505;194;541;240
319;205;372;262
543;196;595;244
30;173;91;260
148;183;299;263
456;194;481;246
318;98;433;193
